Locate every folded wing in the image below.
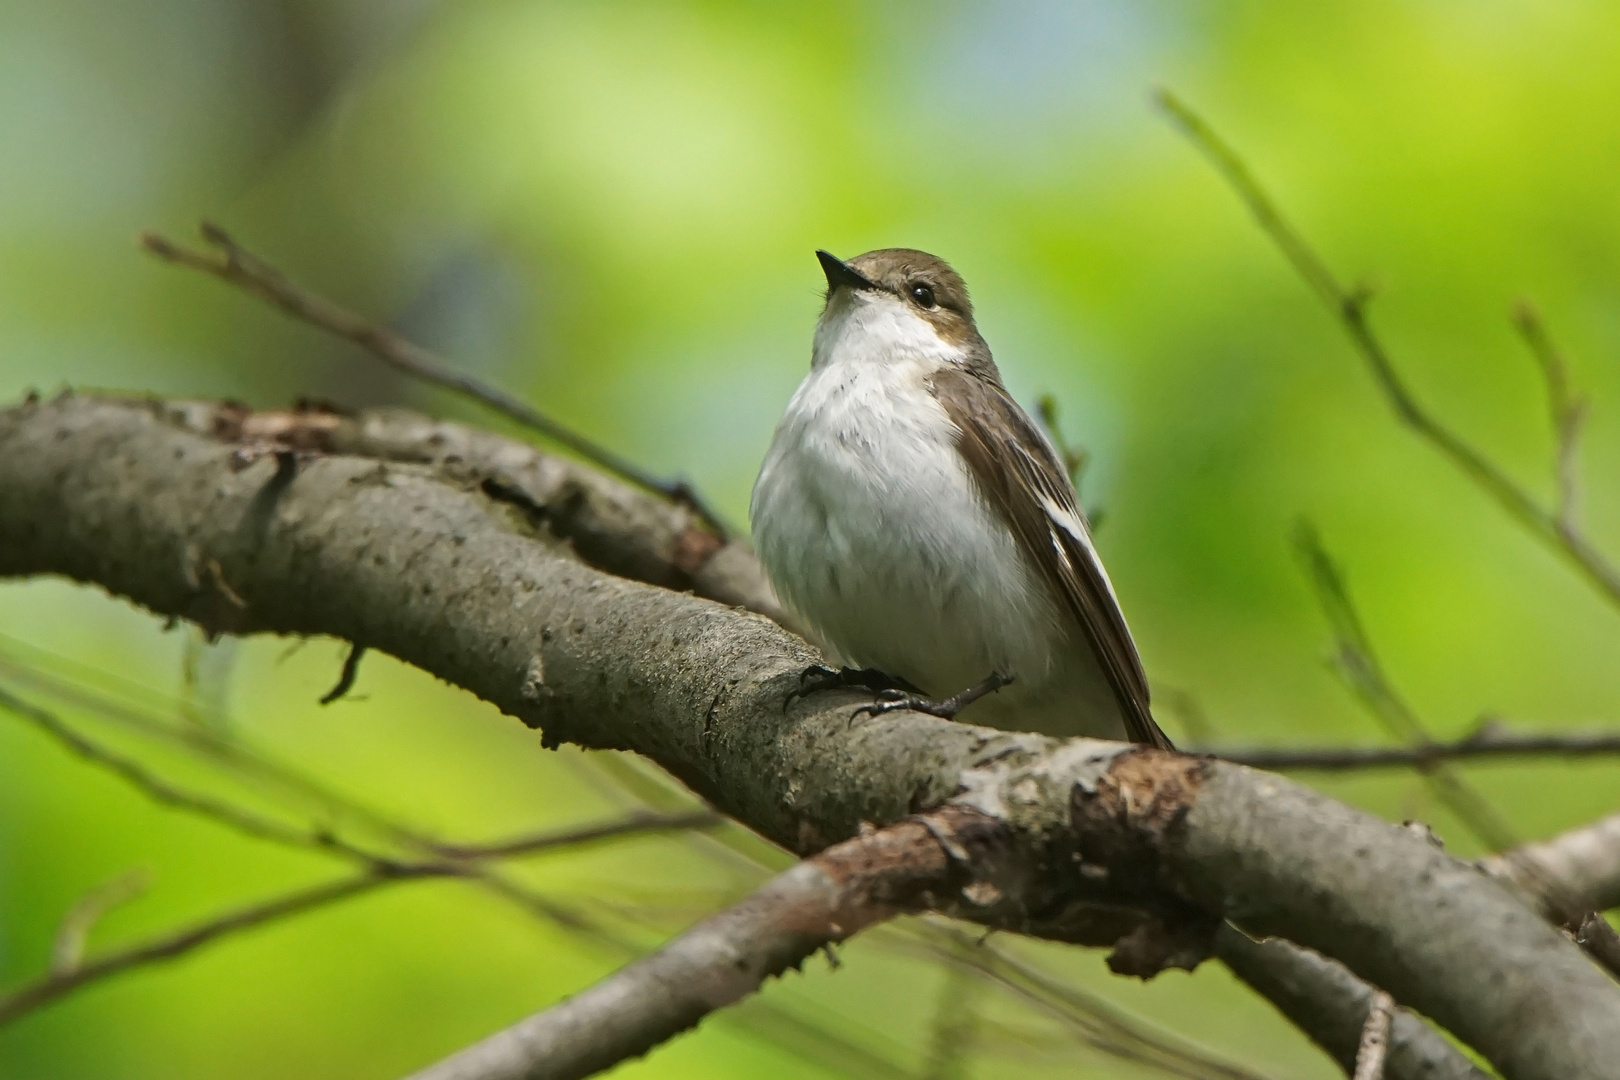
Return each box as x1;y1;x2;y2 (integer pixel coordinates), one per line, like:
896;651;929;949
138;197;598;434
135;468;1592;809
931;365;1172;749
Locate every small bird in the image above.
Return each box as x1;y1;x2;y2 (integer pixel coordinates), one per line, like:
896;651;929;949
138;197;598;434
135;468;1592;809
750;248;1171;747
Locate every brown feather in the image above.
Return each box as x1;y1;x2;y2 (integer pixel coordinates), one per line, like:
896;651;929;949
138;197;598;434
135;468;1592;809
929;365;1173;748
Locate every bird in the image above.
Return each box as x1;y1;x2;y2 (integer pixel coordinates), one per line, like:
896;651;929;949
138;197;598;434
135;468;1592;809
749;248;1171;747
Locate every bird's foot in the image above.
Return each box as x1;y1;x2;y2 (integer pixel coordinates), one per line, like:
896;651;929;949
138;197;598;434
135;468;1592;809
784;665;923;712
852;673;1012;721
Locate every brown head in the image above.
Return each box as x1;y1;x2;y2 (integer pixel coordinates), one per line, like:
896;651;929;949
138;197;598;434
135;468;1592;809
815;248;984;350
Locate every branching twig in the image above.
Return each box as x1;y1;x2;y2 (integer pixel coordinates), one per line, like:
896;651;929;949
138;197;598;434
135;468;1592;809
1512;301;1587;529
0;682;356;856
429;809;723;860
909;924;1279;1080
0;872;396;1025
1209;724;1620;771
1036;394;1090;490
404;810;976;1080
138;224;730;538
0;681;728;1028
1036;394;1104;527
1292;523;1521;852
1156;89;1620;612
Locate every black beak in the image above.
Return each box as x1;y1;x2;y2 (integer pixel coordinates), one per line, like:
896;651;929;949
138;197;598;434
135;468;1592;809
816;249;878;293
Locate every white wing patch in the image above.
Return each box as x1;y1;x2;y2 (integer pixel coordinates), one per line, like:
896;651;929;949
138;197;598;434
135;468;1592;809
1038;492;1124;610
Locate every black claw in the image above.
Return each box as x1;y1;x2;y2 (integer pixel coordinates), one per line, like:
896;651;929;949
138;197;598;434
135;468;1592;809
849;673;1013;723
784;665;923;712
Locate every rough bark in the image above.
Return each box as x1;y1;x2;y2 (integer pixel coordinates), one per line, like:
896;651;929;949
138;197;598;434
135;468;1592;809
3;394;1617;1080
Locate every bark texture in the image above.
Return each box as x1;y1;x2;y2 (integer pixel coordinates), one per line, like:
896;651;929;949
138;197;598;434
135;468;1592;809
3;394;1617;1080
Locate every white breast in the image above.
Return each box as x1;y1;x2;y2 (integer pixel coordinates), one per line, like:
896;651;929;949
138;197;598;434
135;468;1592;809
750;354;1070;698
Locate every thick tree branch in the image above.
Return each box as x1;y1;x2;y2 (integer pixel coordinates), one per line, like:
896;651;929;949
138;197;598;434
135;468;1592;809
159;399;789;626
3;394;1617;1080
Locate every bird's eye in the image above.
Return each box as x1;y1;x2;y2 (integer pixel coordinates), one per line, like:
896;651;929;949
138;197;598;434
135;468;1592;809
909;282;936;308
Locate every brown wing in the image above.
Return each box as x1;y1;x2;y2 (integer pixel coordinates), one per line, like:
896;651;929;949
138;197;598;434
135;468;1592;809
931;366;1172;748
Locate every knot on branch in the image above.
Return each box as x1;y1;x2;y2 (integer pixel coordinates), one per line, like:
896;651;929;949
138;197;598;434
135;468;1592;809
1071;749;1219;978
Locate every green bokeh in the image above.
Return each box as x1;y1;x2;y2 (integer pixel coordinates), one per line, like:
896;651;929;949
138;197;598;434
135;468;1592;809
3;2;1618;1077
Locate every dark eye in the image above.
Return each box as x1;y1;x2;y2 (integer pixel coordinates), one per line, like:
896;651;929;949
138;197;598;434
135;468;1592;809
909;282;936;308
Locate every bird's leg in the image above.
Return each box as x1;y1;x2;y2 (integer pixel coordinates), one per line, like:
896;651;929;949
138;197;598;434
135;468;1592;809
784;665;925;711
852;672;1012;721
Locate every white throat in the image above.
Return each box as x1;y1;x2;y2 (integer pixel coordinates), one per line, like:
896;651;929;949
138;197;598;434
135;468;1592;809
811;289;964;373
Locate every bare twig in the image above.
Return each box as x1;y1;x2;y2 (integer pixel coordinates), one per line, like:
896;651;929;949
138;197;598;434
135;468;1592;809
1036;394;1090;489
920;943;982;1080
1156;89;1620;612
50;868;153;975
1292;523;1521;852
429;809;724;860
138;224;730;538
0;682;354;855
404;810;973;1080
1036;394;1104;527
1209;725;1620;771
0;872;396;1025
1352;991;1394;1080
909;925;1279;1080
1512;300;1587;528
0;680;730;1028
319;642;366;704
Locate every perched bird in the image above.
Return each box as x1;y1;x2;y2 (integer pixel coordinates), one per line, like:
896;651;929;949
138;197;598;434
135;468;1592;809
750;248;1171;747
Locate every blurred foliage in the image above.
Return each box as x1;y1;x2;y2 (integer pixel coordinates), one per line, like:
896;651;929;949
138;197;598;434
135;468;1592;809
3;1;1620;1077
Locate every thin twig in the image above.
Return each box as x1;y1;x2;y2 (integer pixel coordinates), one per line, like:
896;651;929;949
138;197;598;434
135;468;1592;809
0;872;397;1025
429;809;723;860
873;919;1278;1080
403;811;974;1080
1156;89;1620;612
1036;394;1090;490
50;868;153;975
1292;523;1521;852
1209;725;1620;771
0;682;359;856
319;642;366;705
1352;991;1394;1080
1512;300;1587;529
1036;394;1104;528
0;682;731;1028
920;939;982;1080
138;224;730;538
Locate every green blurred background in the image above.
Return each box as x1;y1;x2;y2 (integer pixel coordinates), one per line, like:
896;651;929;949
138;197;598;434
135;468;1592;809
3;1;1619;1077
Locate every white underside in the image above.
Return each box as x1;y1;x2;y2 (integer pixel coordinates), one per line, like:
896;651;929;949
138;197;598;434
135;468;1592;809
750;291;1126;739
